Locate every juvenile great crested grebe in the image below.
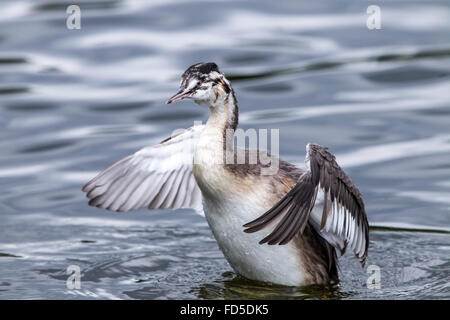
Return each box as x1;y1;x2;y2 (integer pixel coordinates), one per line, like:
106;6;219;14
82;62;369;286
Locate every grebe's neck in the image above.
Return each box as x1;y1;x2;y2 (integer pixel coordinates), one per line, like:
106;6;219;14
206;89;238;133
195;89;238;168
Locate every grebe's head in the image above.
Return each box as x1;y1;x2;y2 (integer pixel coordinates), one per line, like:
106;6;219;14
166;62;232;106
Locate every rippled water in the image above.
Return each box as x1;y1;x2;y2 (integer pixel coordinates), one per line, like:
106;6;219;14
0;0;449;299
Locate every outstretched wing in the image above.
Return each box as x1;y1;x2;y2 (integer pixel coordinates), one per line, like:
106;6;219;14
243;143;369;266
82;125;204;213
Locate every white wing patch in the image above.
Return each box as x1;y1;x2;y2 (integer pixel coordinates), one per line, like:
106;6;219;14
82;125;205;214
311;190;368;262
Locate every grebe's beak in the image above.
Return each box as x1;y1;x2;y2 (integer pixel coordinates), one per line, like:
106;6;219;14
166;88;192;104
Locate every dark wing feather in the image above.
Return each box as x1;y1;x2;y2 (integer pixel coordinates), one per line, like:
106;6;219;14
244;143;369;267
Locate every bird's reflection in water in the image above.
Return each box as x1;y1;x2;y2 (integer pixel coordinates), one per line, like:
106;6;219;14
193;272;354;300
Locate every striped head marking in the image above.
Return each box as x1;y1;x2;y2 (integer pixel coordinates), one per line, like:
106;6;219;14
166;62;232;106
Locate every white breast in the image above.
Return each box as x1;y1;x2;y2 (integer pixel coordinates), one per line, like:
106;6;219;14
201;190;309;286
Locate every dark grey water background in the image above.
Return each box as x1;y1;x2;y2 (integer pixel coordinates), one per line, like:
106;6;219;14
0;0;449;299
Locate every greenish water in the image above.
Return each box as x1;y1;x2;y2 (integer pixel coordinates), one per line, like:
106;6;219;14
0;0;449;299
